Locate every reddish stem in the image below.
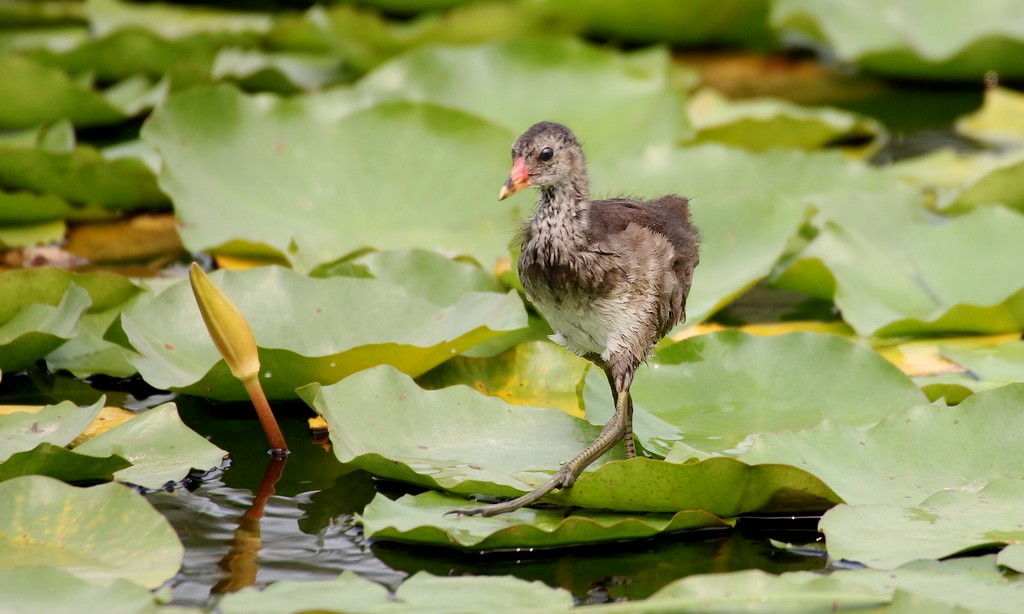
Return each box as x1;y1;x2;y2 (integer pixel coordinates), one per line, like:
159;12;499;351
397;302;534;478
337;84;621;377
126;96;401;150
242;376;289;454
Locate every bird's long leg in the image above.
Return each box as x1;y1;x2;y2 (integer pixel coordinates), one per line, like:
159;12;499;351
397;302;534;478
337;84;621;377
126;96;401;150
451;385;632;517
605;369;636;459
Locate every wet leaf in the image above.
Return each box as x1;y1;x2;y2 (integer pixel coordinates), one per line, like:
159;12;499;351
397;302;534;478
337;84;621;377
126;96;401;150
117;266;527;400
74;403;227;490
772;0;1024;80
0;56;164;129
584;331;927;456
218;570;573;613
0;443;129;484
0;568;157;614
744;384;1024;507
358;39;687;160
956;86;1024;146
302;365;837;514
0;283;90;373
142;85;520;270
361;490;728;550
535;0;775;47
417;340;590;417
822;478;1024;569
687;88;882;153
0;398;104;461
0;475;183;588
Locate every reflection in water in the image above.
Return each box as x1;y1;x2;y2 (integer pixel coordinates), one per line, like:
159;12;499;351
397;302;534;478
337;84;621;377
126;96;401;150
211;456;287;595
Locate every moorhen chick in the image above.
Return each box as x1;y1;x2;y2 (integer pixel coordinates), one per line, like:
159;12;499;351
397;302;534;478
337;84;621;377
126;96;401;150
456;121;700;517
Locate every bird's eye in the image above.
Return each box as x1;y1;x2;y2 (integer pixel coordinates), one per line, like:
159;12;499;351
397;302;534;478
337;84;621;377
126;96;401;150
539;147;554;162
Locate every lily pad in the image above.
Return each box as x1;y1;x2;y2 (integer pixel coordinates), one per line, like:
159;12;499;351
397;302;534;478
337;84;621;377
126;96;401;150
535;0;775;48
0;56;164;129
0;282;90;373
142;85;521;270
0;443;129;484
302;365;838;513
361;490;728;550
0;568;157;614
822;478;1024;569
946;151;1024;214
687;88;882;153
87;0;272;40
74;403;227;490
744;384;1024;507
116;266;527;400
939;340;1024;385
772;0;1024;80
0;397;104;461
956;86;1024;146
0;475;183;588
584;331;927;456
998;544;1024;573
357;38;687;160
218;570;574;614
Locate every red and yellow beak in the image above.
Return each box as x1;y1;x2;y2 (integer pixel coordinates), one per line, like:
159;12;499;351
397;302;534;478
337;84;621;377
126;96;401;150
498;156;529;200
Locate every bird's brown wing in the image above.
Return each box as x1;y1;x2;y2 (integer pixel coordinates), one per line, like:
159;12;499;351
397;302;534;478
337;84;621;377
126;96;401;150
588;196;700;334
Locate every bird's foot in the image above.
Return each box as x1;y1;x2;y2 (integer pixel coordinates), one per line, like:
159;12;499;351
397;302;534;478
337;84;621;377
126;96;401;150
448;465;578;518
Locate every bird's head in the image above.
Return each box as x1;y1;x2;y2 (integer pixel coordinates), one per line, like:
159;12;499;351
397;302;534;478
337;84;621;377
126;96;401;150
499;121;585;200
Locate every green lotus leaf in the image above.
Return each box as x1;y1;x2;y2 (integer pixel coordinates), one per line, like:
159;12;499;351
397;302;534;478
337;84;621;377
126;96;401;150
0;56;163;129
0;1;85;27
687;88;883;153
772;0;1024;80
946;151;1024;214
142;84;521;270
218;570;573;614
361;490;727;550
0;475;183;588
584;331;927;456
357;39;687;160
534;0;775;47
314;248;504;306
0;397;104;461
267;3;569;77
997;544;1024;573
87;0;272;40
0;135;168;214
776;198;1024;336
956;86;1024;146
744;384;1024;507
822;478;1024;569
418;339;590;417
347;0;498;13
0;443;129;484
216;571;389;614
74;403;227;489
302;365;837;514
0;568;157;614
211;48;345;94
45;295;144;378
0;219;66;248
116;266;527;400
0;283;90;373
939;340;1024;386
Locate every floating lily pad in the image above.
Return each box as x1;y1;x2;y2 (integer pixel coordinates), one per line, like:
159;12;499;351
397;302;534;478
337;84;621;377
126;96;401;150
946;152;1024;214
0;219;66;248
302;365;837;513
46;293;146;379
744;384;1024;507
87;0;272;39
117;266;527;400
772;0;1024;80
0;398;104;461
939;340;1024;385
417;339;590;417
358;39;687;160
218;570;573;614
956;86;1024;146
0;283;90;373
583;331;927;456
998;544;1024;573
535;0;775;47
0;475;183;588
0;443;129;484
0;568;157;614
74;403;227;489
687;88;882;153
143;85;521;270
361;490;728;550
822;478;1024;569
